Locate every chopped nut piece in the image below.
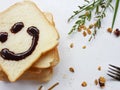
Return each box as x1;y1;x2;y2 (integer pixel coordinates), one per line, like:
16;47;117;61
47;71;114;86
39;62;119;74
89;24;94;29
107;28;112;33
70;43;74;48
69;67;75;73
81;81;87;87
83;31;87;37
98;66;101;71
82;45;86;49
87;28;91;35
94;79;98;85
48;82;59;90
114;28;120;37
98;77;106;88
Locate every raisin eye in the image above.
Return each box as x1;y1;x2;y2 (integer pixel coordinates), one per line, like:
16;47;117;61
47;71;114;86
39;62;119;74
0;32;8;43
10;22;24;33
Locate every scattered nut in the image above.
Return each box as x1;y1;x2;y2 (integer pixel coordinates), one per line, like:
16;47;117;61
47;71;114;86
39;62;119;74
82;45;86;49
94;79;98;85
98;77;106;88
81;81;87;87
83;31;87;37
70;43;74;48
107;28;112;33
114;28;120;37
89;24;94;29
98;66;101;71
69;67;75;73
87;28;91;35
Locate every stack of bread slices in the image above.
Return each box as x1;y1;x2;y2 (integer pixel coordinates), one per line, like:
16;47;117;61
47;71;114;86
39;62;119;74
0;1;59;82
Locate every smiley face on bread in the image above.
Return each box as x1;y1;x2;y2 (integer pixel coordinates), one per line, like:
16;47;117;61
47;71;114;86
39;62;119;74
0;1;58;82
0;22;39;61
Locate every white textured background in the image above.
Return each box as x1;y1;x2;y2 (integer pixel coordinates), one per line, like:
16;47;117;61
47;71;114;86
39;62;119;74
0;0;120;90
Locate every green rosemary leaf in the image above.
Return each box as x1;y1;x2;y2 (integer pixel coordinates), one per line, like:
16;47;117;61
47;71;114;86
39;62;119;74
75;20;81;24
68;24;77;34
78;5;86;9
96;19;101;29
111;0;119;28
96;5;99;14
103;13;106;17
78;14;85;18
68;0;101;22
109;3;114;10
68;0;116;42
84;0;89;3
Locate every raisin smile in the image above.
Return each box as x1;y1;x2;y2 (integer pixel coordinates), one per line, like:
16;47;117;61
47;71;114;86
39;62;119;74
0;22;39;61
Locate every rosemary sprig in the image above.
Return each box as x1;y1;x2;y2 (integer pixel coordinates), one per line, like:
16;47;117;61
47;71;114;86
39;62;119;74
68;0;113;41
111;0;119;28
68;0;102;22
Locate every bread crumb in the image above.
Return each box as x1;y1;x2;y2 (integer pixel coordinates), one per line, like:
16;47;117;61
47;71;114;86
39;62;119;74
83;31;87;37
69;67;75;73
82;45;86;49
98;66;101;71
94;79;98;85
98;77;106;88
70;43;74;48
107;28;112;33
81;81;87;87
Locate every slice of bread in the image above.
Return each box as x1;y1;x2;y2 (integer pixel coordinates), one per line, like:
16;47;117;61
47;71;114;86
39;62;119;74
0;1;59;82
0;68;53;82
0;12;59;82
31;12;59;69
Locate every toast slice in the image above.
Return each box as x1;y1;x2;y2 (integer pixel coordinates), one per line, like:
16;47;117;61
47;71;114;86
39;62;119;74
0;1;59;82
32;12;59;69
0;12;59;82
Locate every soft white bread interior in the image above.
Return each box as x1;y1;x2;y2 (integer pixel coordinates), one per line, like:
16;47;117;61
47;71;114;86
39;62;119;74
32;12;59;69
0;1;59;82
